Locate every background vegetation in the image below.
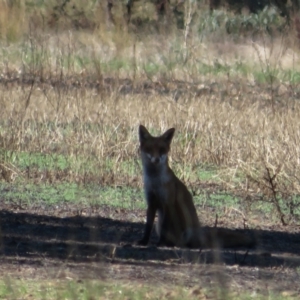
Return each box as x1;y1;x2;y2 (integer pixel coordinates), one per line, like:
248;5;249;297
0;0;300;298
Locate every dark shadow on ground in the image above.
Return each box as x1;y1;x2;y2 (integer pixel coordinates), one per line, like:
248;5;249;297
0;209;299;269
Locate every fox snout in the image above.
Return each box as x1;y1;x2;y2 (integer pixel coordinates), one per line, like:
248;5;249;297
147;154;162;164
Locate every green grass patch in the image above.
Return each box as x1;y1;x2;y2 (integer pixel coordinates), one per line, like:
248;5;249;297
3;147;297;219
0;278;296;300
2;146;284;217
1;149;140;180
0;181;145;209
194;191;240;210
12;151;71;171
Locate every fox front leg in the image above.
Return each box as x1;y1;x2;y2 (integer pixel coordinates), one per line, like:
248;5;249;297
137;195;157;246
156;209;176;247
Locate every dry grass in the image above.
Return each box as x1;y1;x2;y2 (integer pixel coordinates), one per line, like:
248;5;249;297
0;1;28;41
0;3;300;299
0;16;300;223
1;74;300;221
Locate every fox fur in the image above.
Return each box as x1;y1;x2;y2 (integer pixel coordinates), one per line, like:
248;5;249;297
138;125;255;249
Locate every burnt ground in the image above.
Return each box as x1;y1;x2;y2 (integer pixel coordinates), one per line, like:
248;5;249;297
0;202;299;296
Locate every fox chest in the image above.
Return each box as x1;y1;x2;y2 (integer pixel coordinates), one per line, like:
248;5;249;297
143;173;171;205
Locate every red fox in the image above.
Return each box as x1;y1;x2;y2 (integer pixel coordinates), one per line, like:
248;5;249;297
138;125;256;249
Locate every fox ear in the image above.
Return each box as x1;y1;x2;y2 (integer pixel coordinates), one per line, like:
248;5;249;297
162;128;175;145
139;125;151;143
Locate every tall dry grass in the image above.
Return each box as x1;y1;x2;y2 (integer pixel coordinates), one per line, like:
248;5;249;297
0;1;28;41
0;77;300;222
0;2;299;223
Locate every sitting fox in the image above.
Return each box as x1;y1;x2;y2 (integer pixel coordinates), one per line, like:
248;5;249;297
138;125;255;248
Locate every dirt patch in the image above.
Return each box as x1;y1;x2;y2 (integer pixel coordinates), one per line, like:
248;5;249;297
0;203;299;294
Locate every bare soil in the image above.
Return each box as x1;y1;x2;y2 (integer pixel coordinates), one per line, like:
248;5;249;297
0;201;299;295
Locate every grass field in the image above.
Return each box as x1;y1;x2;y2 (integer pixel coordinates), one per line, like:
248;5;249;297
0;1;300;299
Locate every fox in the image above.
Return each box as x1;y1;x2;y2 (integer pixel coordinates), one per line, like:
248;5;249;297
138;125;256;249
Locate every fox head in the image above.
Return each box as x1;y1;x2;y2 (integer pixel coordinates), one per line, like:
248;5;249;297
139;125;175;166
